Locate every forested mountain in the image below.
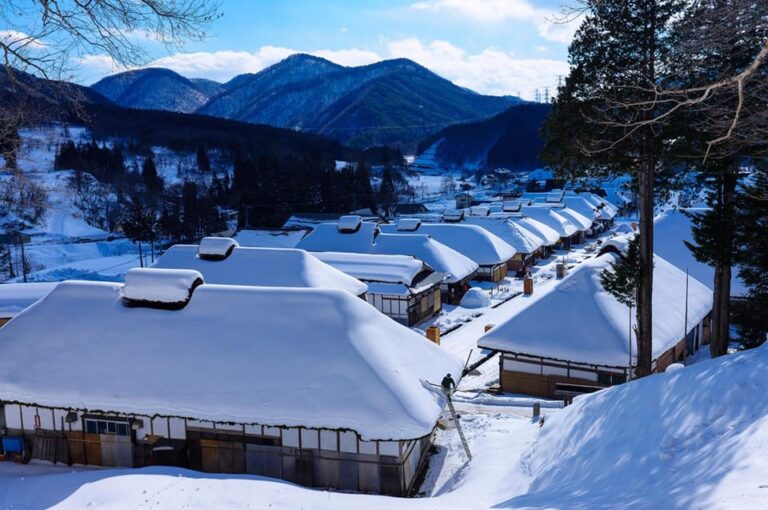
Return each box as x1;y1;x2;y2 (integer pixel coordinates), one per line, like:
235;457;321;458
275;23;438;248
91;68;223;113
92;55;522;150
416;103;551;171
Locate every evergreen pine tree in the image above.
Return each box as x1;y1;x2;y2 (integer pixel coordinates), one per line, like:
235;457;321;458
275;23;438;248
196;143;211;173
541;0;685;377
378;166;397;218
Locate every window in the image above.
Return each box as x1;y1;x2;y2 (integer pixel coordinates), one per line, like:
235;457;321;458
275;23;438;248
597;372;627;386
85;417;129;436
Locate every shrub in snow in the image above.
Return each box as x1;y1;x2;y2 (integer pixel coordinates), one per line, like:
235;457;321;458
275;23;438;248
460;287;491;308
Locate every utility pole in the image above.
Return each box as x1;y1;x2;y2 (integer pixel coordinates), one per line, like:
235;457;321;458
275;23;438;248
544;86;550;103
556;75;564;89
242;204;253;228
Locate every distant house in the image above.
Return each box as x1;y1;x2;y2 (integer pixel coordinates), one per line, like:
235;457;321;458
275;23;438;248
0;282;58;328
372;233;478;305
478;254;713;400
547;205;593;244
296;216;380;254
455;192;473;210
380;219;516;283
314;252;444;326
153;238;368;297
511;216;561;257
464;216;545;273
0;269;461;496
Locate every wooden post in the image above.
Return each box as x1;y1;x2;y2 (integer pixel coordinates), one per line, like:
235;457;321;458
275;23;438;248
533;403;541;419
484;324;495;333
523;276;534;295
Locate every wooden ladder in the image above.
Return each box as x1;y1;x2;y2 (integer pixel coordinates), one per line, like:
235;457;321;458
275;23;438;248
446;394;472;460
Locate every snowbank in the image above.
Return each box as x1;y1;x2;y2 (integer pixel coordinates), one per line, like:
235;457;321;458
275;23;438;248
516;344;768;509
460;288;492;309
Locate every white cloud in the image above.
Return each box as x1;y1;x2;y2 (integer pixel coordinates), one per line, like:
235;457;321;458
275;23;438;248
409;0;577;43
0;29;48;49
77;39;568;99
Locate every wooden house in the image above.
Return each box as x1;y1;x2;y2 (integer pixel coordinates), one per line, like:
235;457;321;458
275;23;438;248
520;206;580;249
510;216;561;258
153;238;368;297
379;219;516;283
372;234;478;305
313;252;444;326
455;192;473;210
478;254;713;400
296;216;380;254
0;282;57;328
0;268;461;497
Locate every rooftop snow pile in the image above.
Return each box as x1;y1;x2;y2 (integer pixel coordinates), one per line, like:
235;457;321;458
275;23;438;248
521;206;578;238
654;208;746;296
395;218;421;232
380;222;516;266
0;282;461;440
153;246;368;296
312;252;427;285
337;215;363;232
465;216;544;255
296;221;379;254
197;237;239;259
479;253;712;367
372;234;478;284
122;268;203;305
518;344;768;508
0;282;58;319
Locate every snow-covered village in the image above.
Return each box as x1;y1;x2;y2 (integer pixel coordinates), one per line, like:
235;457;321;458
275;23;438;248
0;1;767;509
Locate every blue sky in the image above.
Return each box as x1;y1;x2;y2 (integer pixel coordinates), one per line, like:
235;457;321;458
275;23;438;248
83;0;576;99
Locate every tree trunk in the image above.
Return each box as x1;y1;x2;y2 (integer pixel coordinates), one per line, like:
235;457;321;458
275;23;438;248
138;241;144;268
710;161;737;357
635;145;656;377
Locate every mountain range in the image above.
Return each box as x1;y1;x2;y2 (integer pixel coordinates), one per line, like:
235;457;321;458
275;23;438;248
91;54;524;151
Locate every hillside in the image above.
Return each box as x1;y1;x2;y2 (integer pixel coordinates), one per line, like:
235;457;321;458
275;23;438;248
91;68;222;113
416;102;551;171
93;55;521;150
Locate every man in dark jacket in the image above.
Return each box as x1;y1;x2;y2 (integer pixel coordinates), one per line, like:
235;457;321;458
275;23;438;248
441;373;456;396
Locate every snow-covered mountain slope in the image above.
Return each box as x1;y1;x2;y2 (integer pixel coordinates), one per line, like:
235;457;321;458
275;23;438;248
91;68;221;113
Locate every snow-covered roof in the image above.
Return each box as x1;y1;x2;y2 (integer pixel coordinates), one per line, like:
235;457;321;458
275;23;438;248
337;215;363;232
198;237;238;259
395;218;422;232
654;208;746;296
372;234;478;284
233;229;306;249
521;206;578;238
464;216;544;255
312;252;430;287
478;253;712;368
295;221;379;253
511;216;562;247
0;282;58;319
0;281;461;440
469;206;490;217
380;222;516;266
153;245;368;296
122;268;203;305
562;196;600;221
575;193;618;220
550;206;594;232
545;190;564;203
503;201;522;212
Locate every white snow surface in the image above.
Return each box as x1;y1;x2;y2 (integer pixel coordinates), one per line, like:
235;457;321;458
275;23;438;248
296;221;380;253
654;208;747;296
121;268;203;303
512;216;561;247
372;234;478;284
0;281;461;440
521;206;578;238
460;287;492;309
465;216;544;255
233;229;305;248
0;282;58;318
380;222;516;266
153;245;367;296
550;206;594;231
479;253;712;367
312;252;425;285
197;236;238;257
